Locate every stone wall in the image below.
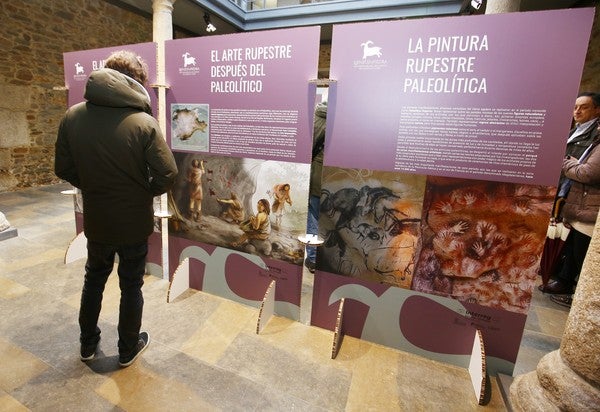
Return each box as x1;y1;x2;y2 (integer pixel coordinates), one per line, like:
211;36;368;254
318;42;331;79
0;0;154;191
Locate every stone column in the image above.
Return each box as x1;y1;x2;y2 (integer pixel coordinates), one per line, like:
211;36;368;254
485;0;520;14
151;0;174;152
510;213;600;410
152;0;176;280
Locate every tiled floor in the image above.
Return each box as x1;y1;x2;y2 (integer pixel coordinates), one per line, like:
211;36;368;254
0;183;570;411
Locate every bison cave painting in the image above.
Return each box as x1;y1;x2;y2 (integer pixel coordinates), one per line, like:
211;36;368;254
412;177;555;314
318;167;426;289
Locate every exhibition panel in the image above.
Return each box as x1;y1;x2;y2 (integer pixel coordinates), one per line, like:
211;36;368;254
311;8;595;375
164;27;321;320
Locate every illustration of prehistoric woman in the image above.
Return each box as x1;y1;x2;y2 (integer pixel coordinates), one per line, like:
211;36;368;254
231;198;271;247
187;158;205;221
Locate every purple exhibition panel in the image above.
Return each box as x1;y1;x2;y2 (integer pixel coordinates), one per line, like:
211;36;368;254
164;27;320;320
311;8;594;374
325;9;593;186
63;43;157;111
311;273;526;369
165;27;319;163
62;43;162;270
169;236;302;320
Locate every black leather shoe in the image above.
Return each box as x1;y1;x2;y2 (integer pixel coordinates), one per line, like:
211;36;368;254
539;280;572;295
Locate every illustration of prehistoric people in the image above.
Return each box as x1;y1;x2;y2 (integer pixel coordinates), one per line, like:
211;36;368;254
271;183;292;229
231;198;271;247
167;191;185;232
187;158;205;221
217;192;244;223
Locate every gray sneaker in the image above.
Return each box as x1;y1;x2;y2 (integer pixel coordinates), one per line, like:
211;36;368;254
118;332;150;367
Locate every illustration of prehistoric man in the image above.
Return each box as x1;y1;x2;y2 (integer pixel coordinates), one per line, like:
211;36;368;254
187;159;205;221
271;183;292;229
217;192;244;223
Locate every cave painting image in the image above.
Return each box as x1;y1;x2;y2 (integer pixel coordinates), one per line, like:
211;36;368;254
168;152;309;265
318;166;426;289
171;103;209;152
412;177;556;314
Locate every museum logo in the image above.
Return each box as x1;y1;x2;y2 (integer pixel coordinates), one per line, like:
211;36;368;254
179;52;200;76
353;40;388;70
73;62;87;81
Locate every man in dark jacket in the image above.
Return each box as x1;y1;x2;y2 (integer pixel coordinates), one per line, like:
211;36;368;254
556;92;600;199
541;92;599;301
55;50;178;367
545;130;600;307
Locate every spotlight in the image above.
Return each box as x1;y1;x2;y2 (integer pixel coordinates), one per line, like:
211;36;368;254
204;12;216;32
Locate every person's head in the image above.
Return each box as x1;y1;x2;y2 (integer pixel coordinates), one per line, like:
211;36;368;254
573;92;600;124
104;50;148;85
258;199;270;214
191;159;200;168
230;192;237;200
283;184;290;191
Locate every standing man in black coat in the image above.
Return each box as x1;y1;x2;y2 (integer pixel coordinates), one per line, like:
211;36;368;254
540;92;599;297
55;50;178;367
